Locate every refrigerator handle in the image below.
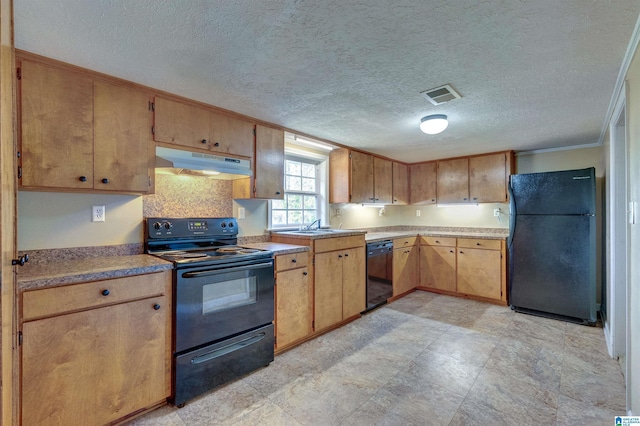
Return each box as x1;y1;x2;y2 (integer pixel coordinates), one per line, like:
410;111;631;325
507;177;515;248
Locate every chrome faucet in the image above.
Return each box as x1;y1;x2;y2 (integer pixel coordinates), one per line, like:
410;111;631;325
303;218;321;231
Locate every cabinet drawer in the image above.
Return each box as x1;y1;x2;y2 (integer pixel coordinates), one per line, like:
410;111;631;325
393;236;417;248
22;272;169;321
457;238;502;250
276;252;309;271
420;236;456;247
314;235;364;253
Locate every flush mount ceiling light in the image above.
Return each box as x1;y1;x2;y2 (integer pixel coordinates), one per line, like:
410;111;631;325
420;114;449;135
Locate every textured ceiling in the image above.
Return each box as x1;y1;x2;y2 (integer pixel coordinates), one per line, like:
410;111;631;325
13;1;640;162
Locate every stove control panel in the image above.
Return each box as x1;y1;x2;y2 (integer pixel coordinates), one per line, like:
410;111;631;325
147;217;238;239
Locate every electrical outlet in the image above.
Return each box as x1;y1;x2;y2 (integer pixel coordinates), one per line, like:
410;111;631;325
238;207;246;219
336;209;342;217
494;208;500;217
416;209;421;217
92;205;105;222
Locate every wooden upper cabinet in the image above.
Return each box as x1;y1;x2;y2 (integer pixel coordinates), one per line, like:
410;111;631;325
254;125;284;199
392;162;409;205
437;157;470;203
469;152;508;203
373;157;392;204
153;96;211;149
19;58;153;193
94;81;154;193
153;96;253;158
350;151;374;203
20;59;94;189
409;161;437;204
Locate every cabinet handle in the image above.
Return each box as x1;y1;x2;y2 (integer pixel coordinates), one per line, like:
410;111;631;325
303;272;308;276
292;259;297;263
78;176;87;182
201;139;208;144
101;289;110;296
153;304;161;310
101;178;109;184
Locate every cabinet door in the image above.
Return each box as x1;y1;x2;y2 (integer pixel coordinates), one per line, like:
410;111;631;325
350;151;374;203
393;247;417;296
209;111;254;158
94;81;153;193
254;125;284;199
20;60;94;189
276;267;312;348
21;296;168;426
420;244;456;292
153;96;211;149
373;157;393;204
392;162;409;205
342;247;366;318
437;158;469;203
314;252;344;331
469;153;507;203
456;247;502;299
409;162;437;204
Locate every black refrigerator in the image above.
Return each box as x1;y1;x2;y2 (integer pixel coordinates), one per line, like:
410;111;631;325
508;167;597;324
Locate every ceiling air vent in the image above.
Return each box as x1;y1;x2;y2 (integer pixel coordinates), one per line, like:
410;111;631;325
420;84;461;106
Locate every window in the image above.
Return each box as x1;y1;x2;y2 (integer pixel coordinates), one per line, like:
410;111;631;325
270;154;327;228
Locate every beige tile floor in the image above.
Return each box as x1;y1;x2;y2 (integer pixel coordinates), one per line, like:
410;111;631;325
127;291;626;426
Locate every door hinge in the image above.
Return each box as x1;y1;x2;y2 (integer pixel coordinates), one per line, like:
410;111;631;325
312;320;315;330
149;176;152;187
17;151;21;159
151;125;155;135
149;101;155;112
18;331;22;346
17;166;22;179
16;67;21;80
253;128;256;136
253;186;257;194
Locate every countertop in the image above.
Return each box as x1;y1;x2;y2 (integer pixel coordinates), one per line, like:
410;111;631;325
270;229;367;240
365;228;509;242
17;255;173;291
242;242;310;255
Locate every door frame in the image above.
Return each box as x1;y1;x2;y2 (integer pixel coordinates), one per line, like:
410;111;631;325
605;81;630;410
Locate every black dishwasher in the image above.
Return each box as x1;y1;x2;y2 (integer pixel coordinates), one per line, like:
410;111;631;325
364;240;393;313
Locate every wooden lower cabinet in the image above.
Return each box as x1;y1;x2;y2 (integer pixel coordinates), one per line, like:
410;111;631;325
420;244;457;292
392;239;418;296
419;236;506;304
20;272;171;425
275;252;312;350
341;247;367;319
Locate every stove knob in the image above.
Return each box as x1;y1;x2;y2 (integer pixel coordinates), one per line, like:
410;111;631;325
164;221;173;230
220;222;227;228
153;222;162;231
228;222;234;228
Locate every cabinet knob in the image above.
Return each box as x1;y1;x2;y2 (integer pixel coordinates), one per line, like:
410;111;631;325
431;198;435;202
463;198;468;201
303;272;308;276
473;197;478;200
459;251;464;254
338;255;343;258
476;243;481;246
201;139;208;144
101;178;109;184
344;253;349;257
435;240;440;243
292;259;297;263
276;191;281;195
153;304;161;310
101;289;110;296
450;250;454;253
79;176;87;182
214;142;220;147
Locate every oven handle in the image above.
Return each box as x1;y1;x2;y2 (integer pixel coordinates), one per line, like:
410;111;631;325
190;332;266;365
181;262;273;278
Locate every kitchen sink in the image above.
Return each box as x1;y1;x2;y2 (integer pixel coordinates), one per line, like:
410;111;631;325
276;229;343;235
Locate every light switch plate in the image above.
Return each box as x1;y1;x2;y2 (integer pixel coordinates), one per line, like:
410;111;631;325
494;208;500;217
238;207;246;219
416;209;421;217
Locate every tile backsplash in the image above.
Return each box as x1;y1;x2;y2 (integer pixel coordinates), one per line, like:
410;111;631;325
143;174;233;218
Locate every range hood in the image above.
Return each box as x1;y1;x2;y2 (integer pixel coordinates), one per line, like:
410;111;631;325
155;146;252;179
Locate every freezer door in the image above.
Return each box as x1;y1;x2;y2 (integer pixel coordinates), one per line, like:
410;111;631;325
509;214;596;322
510;168;595;215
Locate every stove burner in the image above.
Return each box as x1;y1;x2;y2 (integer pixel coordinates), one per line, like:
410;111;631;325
165;251;208;259
217;247;240;253
237;249;260;254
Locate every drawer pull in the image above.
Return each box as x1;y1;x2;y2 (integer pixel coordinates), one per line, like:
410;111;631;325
476;243;481;246
435;240;440;243
292;259;297;263
153;304;161;310
78;176;87;182
303;272;308;276
214;142;220;147
101;289;110;296
344;253;349;257
101;178;109;184
201;139;208;144
450;250;454;253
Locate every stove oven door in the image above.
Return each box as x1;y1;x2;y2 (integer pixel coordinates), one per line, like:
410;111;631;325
174;258;274;353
